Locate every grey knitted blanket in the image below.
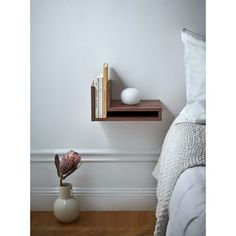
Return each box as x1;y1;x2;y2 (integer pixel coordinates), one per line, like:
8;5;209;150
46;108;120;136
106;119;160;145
152;122;206;236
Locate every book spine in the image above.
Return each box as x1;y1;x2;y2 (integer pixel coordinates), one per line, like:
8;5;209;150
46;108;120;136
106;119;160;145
103;63;108;117
94;78;99;118
98;75;103;118
102;76;106;118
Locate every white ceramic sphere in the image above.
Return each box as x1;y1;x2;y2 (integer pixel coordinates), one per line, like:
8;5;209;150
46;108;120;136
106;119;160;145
121;88;141;105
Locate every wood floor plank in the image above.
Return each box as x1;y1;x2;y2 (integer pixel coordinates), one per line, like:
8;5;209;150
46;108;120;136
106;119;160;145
31;211;156;236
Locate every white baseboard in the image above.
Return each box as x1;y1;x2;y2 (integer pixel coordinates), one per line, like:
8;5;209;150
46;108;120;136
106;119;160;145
31;149;159;211
31;187;157;211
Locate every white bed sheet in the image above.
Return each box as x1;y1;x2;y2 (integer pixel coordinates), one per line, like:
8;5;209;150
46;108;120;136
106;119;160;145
166;166;206;236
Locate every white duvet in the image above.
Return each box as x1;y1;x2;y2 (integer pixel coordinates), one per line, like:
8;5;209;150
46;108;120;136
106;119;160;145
166;167;206;236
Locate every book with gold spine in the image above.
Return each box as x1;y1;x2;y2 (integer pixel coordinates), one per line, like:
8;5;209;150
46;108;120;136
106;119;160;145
102;63;108;118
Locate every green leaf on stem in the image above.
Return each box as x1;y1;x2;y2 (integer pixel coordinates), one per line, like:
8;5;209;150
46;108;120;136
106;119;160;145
54;154;60;177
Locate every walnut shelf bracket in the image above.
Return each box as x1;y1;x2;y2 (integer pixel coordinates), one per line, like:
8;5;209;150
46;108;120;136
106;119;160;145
91;80;162;121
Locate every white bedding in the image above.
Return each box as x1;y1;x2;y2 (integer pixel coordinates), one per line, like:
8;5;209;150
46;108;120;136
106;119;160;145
166;167;206;236
153;121;205;236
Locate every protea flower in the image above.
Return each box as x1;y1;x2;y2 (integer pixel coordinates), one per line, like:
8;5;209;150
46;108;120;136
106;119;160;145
54;150;81;186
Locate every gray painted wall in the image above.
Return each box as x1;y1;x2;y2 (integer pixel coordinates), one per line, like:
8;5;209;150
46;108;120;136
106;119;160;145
31;0;205;210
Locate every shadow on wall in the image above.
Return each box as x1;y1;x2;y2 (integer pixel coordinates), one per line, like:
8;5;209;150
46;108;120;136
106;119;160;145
109;67;127;100
99;109;174;150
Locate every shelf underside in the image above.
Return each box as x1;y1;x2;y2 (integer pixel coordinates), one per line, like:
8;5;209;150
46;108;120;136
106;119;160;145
93;116;160;121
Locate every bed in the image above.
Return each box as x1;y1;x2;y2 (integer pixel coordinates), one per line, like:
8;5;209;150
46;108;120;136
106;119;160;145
166;166;205;236
152;28;206;236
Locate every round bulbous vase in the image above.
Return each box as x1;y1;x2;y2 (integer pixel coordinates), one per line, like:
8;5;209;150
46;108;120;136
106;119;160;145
53;183;79;223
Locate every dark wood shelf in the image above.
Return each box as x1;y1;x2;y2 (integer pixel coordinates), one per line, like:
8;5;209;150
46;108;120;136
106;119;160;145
91;80;162;121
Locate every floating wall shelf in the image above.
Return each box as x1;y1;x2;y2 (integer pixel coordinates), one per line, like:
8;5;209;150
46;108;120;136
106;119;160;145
91;80;162;121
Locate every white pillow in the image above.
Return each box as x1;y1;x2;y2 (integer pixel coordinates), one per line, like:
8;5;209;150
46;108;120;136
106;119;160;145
177;28;206;124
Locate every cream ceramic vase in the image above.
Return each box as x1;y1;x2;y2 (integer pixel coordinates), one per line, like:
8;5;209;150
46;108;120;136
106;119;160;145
53;183;79;223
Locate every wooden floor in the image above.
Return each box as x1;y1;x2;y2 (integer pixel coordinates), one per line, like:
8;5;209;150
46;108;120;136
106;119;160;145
31;211;156;236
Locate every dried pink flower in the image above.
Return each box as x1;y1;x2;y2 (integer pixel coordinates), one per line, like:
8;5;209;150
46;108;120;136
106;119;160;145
59;150;81;175
54;150;81;186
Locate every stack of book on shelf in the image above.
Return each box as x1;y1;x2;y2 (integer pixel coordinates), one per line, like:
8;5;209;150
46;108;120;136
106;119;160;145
92;63;109;118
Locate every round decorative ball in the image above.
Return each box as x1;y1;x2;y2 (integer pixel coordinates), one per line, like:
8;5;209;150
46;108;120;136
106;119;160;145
121;88;141;105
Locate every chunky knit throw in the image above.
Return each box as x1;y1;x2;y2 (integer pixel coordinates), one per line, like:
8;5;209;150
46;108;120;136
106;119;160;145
152;122;206;236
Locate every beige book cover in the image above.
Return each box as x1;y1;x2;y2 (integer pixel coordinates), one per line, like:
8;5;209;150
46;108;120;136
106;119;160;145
94;78;99;118
102;63;108;118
